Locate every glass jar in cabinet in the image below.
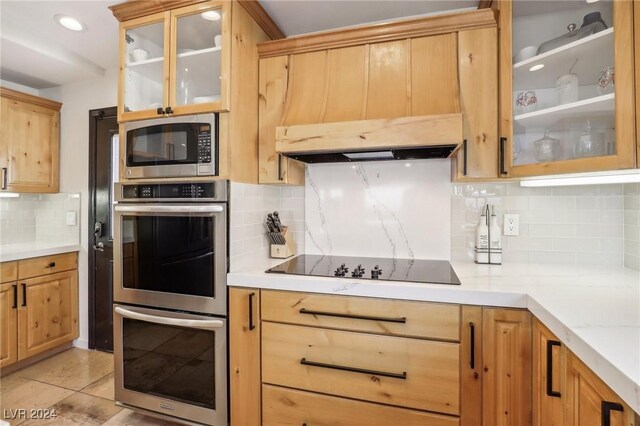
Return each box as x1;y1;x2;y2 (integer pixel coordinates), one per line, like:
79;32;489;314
117;1;230;122
498;0;635;177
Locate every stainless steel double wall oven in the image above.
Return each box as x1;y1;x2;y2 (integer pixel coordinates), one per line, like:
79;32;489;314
113;180;228;426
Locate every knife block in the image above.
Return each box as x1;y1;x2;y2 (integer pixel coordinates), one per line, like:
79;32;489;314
270;226;296;259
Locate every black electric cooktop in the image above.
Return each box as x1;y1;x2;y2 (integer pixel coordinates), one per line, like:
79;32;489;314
266;255;460;285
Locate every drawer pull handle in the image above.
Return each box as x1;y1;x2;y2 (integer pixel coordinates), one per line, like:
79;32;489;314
601;401;623;426
300;358;407;380
299;308;406;324
12;284;17;309
46;262;56;268
546;340;561;398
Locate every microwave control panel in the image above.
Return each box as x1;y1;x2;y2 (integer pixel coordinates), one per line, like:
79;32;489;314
121;183;216;200
198;125;212;164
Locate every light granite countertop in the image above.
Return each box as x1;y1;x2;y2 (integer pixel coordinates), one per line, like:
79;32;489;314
0;242;81;262
228;261;640;414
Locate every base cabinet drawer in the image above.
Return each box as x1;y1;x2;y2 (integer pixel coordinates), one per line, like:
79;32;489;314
262;322;460;415
262;384;460;426
261;290;460;340
18;253;77;279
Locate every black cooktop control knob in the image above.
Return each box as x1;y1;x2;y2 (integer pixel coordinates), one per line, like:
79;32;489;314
352;264;365;278
334;263;349;277
371;265;382;279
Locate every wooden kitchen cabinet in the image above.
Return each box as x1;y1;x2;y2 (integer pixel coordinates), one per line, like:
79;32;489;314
461;306;483;425
256;9;497;185
482;307;532;426
229;288;261;426
566;352;636;426
0;88;61;193
0;282;18;368
0;253;78;368
497;0;636;178
533;319;566;426
18;270;78;360
115;0;230;122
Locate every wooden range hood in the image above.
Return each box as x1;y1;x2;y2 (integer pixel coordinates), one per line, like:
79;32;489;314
276;114;463;163
260;8;497;165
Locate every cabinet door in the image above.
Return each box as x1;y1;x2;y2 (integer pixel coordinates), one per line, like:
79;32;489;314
482;308;532;426
454;27;499;181
18;270;78;360
533;320;566;426
498;0;635;177
566;352;635;426
119;12;170;122
229;288;261;426
0;282;18;368
1;97;59;193
168;0;230;115
258;55;305;185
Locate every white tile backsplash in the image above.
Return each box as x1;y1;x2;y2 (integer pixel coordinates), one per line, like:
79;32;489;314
229;182;304;272
623;183;640;270
0;193;80;246
451;182;628;266
305;160;451;260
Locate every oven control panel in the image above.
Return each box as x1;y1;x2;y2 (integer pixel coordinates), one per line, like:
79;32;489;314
121;183;216;200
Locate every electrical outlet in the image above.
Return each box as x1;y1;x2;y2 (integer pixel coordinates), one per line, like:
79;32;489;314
66;211;77;226
503;213;519;236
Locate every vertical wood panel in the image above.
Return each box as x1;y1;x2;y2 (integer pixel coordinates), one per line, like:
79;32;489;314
456;27;498;180
496;0;513;176
282;51;328;125
411;33;459;116
322;46;367;123
365;40;409;119
0;282;18;368
483;308;532;426
461;306;483;425
229;288;261;426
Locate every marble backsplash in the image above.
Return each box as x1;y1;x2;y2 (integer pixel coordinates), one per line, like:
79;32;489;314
0;193;80;246
305;160;451;260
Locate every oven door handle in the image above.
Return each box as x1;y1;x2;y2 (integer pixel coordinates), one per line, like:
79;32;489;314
115;306;224;330
114;205;224;214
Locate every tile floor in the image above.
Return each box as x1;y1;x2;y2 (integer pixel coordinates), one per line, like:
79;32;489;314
0;348;180;425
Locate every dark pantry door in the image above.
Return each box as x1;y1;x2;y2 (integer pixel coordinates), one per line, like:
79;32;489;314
89;107;118;351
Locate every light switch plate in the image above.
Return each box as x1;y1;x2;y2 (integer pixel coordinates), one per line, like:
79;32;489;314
66;211;77;226
503;213;519;236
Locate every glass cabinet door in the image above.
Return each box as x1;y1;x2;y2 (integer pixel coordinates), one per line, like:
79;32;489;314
169;1;229;114
504;0;635;176
121;13;170;120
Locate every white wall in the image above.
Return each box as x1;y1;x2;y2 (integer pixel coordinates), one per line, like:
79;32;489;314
0;79;40;96
40;68;118;348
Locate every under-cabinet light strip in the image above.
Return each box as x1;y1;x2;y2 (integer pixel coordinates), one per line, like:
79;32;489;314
520;170;640;187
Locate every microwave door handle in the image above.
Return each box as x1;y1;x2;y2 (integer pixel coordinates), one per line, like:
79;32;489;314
114;205;224;214
115;306;224;330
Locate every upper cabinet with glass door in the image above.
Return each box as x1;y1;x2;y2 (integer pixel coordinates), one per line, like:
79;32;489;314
499;0;635;177
118;1;230;122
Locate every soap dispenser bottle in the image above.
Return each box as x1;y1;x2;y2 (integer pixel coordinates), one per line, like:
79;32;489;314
475;205;489;264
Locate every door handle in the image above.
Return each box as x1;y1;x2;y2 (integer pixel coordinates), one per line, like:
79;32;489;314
499;137;508;175
1;167;7;190
546;340;561;398
248;292;256;331
115;306;224;330
601;401;624;426
94;242;105;252
462;139;468;176
165;106;173;115
469;322;476;370
21;283;26;307
12;284;17;309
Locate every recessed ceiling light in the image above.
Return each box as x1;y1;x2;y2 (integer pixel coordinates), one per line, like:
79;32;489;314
201;11;221;21
55;14;85;31
529;64;545;72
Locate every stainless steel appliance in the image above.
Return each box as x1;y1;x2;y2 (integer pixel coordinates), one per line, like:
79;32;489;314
266;255;461;285
124;114;217;179
113;180;228;426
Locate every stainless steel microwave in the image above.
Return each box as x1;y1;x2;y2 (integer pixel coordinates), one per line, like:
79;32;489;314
124;114;218;179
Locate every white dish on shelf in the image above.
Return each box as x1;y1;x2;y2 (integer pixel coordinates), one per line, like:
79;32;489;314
177;48;195;55
193;95;221;104
132;48;150;62
514;45;538;63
